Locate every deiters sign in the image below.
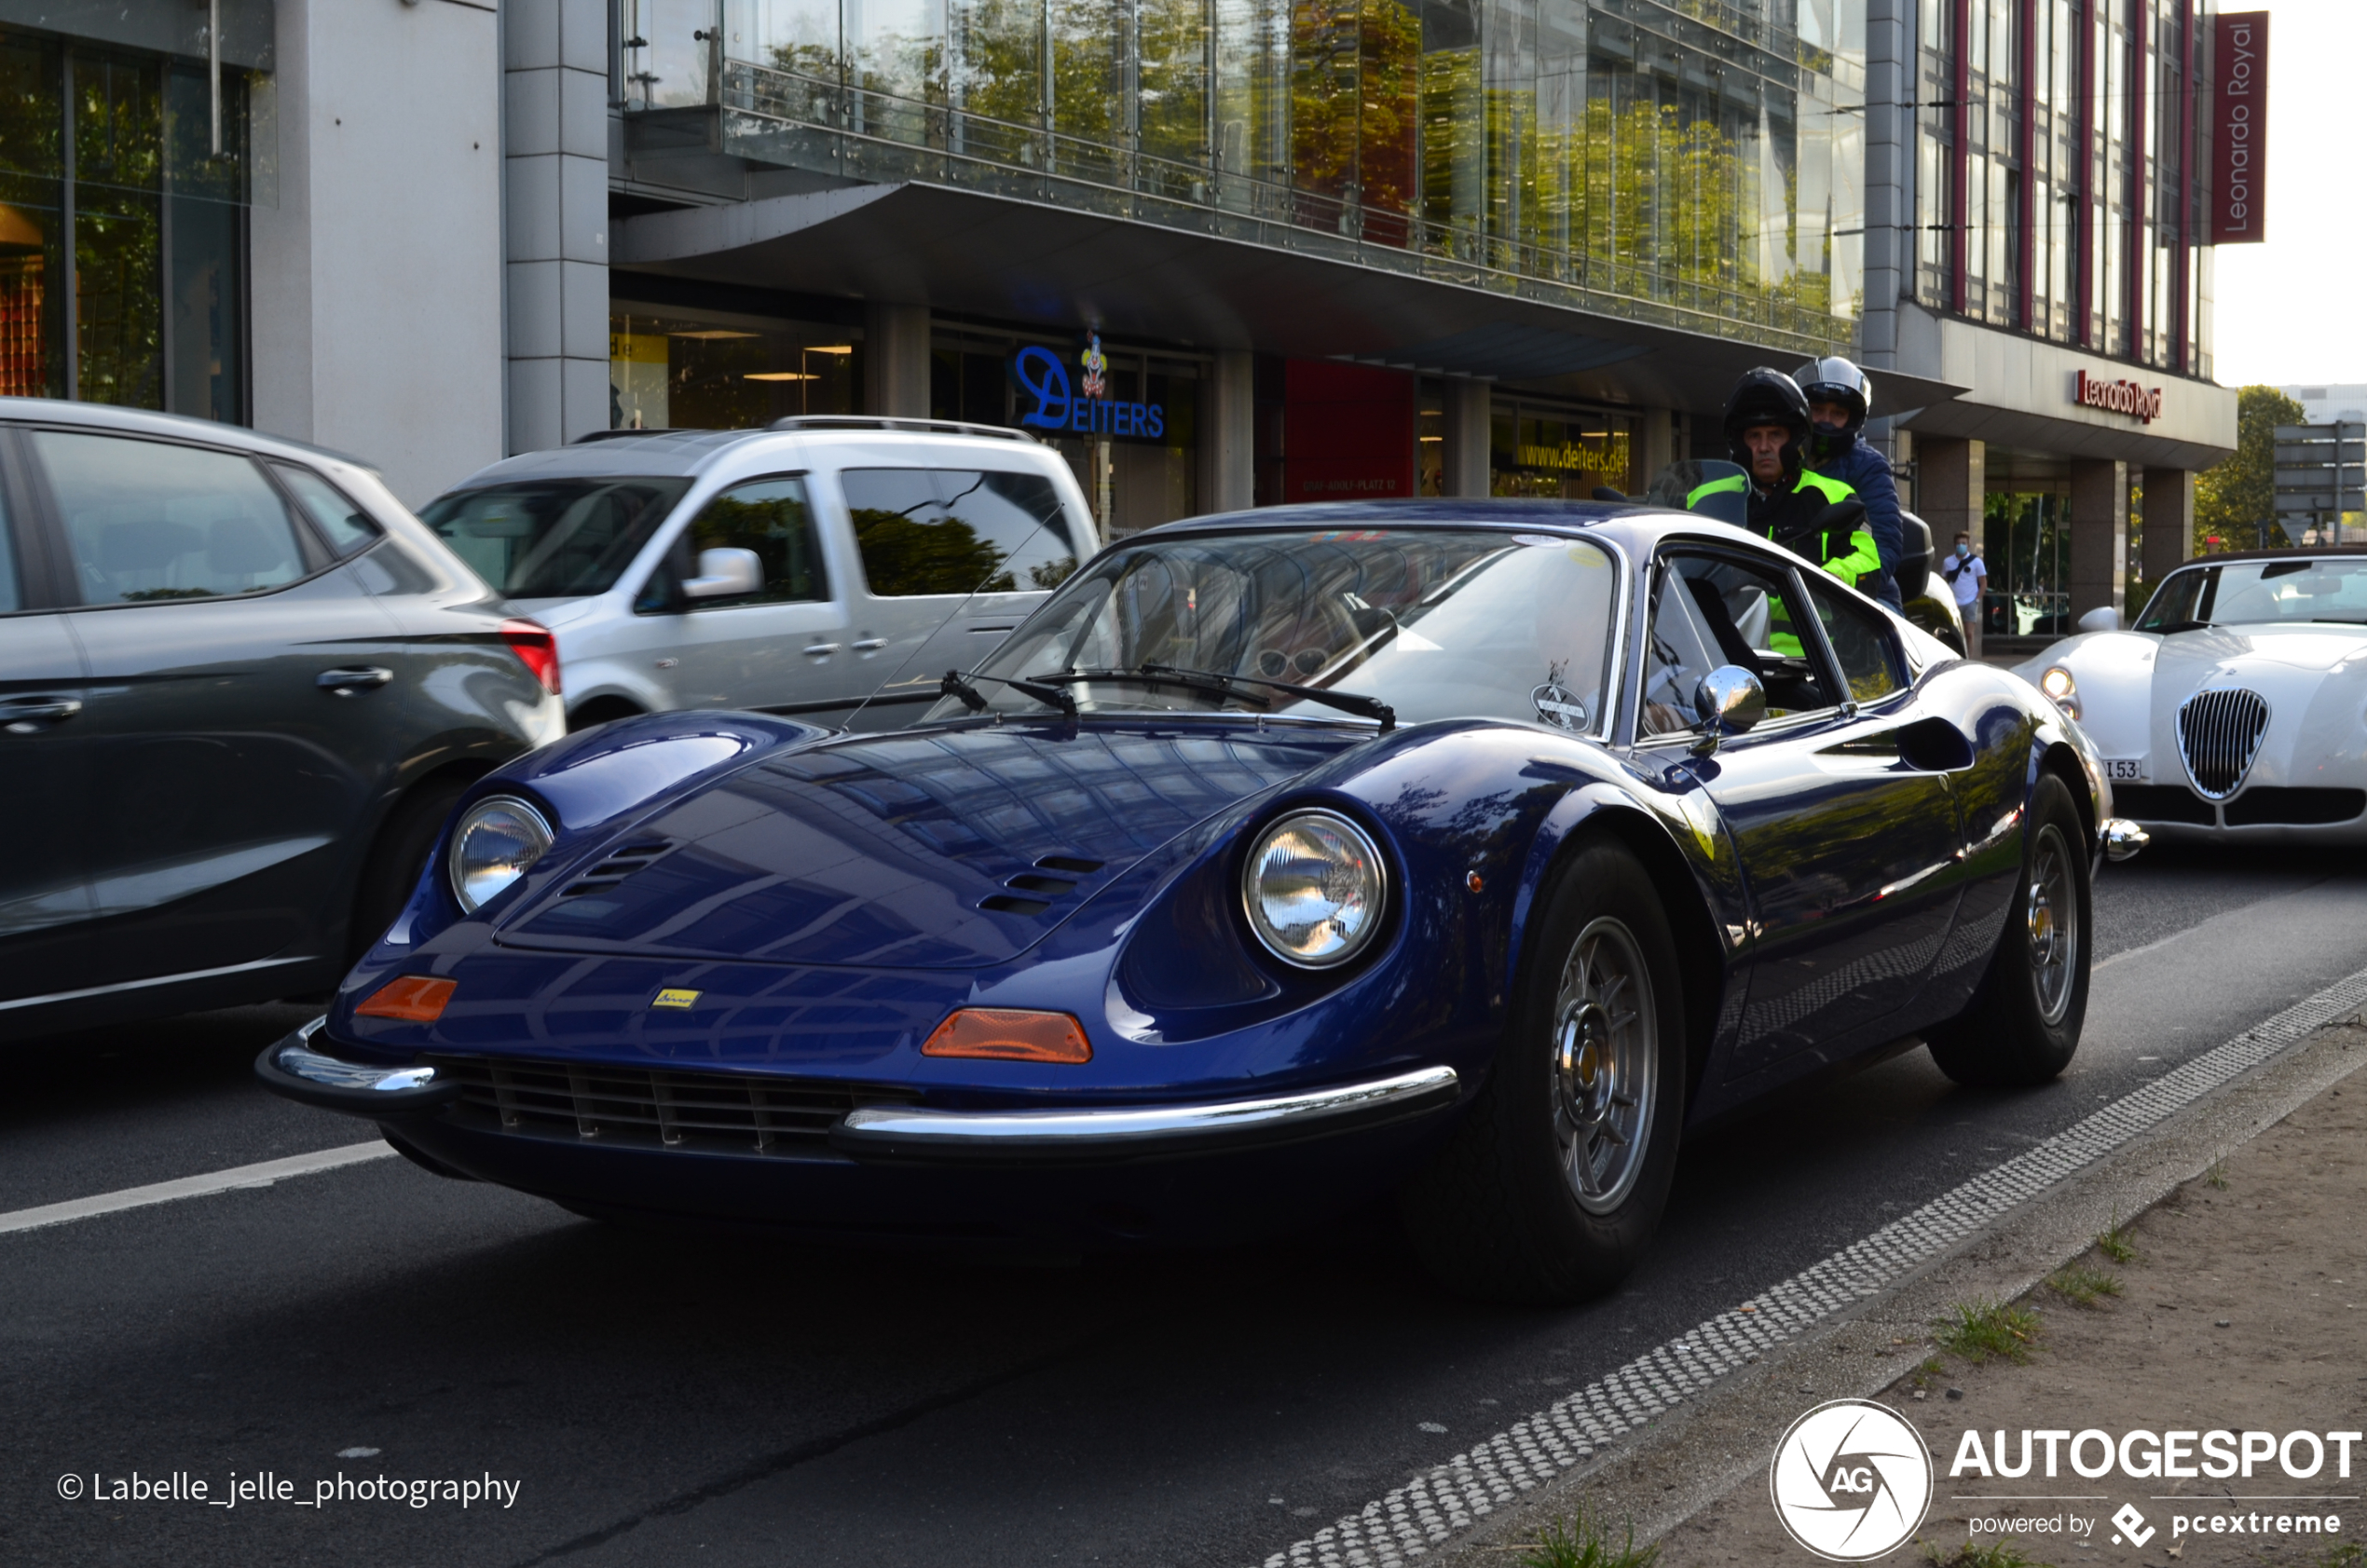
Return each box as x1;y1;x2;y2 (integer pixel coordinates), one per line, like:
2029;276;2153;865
2212;12;2268;244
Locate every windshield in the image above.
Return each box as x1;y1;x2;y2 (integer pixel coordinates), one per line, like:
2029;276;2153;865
2137;558;2367;631
420;478;691;598
929;527;1620;730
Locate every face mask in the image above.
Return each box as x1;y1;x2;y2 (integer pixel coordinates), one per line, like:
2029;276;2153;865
1956;543;1971;558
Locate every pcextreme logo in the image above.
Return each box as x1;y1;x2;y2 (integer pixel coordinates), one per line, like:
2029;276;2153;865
1770;1400;1936;1561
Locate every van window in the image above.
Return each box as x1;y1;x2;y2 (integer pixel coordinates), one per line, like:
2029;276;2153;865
841;468;1079;597
419;478;691;598
637;475;828;612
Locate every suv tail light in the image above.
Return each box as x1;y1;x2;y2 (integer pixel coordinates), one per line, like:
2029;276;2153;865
499;619;562;697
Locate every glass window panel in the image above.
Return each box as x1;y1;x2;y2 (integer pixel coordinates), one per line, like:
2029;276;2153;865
1214;0;1293;183
729;0;843;76
623;0;718;109
1292;0;1360;205
1139;0;1209;167
948;0;1041;128
608;305;862;428
419;477;692;597
273;464;379;556
73;54;163;410
1804;576;1904;703
0;33;64;400
843;467;1080;595
673;475;829;606
1360;0;1420;223
1049;0;1119;149
39;431;305;602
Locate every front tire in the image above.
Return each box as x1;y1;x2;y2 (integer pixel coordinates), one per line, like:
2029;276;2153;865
1400;839;1687;1303
1925;772;2090;1086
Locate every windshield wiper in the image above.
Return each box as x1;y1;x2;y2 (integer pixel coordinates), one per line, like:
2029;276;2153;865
1030;664;1396;732
939;668;1077;718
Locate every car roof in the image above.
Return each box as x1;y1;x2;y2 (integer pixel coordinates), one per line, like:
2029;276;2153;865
2163;547;2367;567
0;396;378;472
445;419;1060;490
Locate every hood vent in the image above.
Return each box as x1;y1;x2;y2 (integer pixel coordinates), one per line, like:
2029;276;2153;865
558;840;675;898
976;854;1105;916
2178;689;2270;799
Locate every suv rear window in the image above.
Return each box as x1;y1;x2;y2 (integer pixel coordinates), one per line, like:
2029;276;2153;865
841;468;1080;597
421;478;691;597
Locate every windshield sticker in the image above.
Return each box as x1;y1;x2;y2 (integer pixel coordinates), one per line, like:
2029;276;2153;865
1533;664;1589;730
1307;530;1386;543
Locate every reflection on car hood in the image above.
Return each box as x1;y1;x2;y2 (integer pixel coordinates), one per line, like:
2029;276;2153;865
2153;622;2367;676
495;723;1348;968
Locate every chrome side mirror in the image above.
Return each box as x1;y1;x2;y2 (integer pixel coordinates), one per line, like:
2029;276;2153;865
1690;665;1767;757
2077;605;2121;634
682;546;764;600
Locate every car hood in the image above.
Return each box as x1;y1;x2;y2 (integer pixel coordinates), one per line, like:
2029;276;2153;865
492;722;1353;968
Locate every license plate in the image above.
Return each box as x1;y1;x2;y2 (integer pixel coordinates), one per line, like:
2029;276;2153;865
2102;758;2141;781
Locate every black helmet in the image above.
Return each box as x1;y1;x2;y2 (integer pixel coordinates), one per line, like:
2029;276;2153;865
1723;367;1811;479
1794;356;1873;462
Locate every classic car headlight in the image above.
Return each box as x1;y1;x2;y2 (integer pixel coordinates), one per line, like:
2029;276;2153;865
2040;665;2075;701
1241;810;1388;969
448;796;554;913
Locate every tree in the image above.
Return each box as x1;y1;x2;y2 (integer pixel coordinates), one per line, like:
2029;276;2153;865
2195;385;2305;554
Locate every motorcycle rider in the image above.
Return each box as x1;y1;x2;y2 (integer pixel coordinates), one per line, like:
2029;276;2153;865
1690;367;1882;591
1794;355;1905;608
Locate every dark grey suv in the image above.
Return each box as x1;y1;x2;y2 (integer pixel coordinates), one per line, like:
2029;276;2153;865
0;401;566;1042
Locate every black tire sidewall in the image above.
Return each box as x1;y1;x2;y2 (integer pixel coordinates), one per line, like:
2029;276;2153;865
349;777;469;966
1488;838;1689;1293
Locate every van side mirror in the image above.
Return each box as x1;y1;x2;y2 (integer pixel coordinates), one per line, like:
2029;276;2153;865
682;547;763;601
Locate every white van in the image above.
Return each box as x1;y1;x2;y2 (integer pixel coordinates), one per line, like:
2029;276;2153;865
422;418;1101;730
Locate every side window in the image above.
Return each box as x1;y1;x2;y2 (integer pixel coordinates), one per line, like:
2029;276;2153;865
663;475;828;609
0;458;18;612
841;467;1080;597
1638;552;1834;736
34;431;308;604
273;464;380;556
1802;577;1905;703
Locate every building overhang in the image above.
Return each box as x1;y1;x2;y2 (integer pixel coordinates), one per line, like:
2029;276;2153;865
612;178;1971;416
1890;304;2237;471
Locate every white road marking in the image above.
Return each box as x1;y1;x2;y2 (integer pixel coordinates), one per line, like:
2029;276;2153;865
0;1141;396;1237
1261;966;2367;1567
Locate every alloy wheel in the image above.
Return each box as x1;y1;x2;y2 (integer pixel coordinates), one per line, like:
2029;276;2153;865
1550;917;1658;1215
2025;822;2079;1026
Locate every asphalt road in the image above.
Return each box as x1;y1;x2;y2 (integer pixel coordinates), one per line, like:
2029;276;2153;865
7;841;2367;1568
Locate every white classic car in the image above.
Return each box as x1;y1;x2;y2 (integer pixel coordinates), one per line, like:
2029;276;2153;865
2015;551;2367;841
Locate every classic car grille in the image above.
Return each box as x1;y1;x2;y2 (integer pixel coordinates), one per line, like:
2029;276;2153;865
426;1057;913;1156
2177;689;2270;799
2223;787;2367;826
2111;784;2216;825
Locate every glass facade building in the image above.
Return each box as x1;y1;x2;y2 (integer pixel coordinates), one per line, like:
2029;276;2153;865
621;0;1869;353
0;27;260;422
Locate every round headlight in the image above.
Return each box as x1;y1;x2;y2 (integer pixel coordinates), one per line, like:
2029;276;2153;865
2040;665;2076;700
448;796;554;913
1240;810;1387;969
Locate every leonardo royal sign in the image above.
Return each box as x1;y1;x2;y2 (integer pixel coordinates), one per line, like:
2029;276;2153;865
2075;369;2165;426
2211;12;2268;244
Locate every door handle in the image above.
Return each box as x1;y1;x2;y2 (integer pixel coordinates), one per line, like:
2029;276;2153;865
317;666;393;696
851;638;887;652
801;643;841;658
1;695;81;733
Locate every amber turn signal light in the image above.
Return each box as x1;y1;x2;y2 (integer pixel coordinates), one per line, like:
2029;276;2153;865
921;1008;1092;1063
354;975;457;1023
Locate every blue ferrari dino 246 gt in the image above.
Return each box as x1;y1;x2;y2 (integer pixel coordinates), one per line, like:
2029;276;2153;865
262;500;2140;1302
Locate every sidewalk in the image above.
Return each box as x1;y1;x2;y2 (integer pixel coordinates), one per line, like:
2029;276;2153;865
1655;1068;2367;1567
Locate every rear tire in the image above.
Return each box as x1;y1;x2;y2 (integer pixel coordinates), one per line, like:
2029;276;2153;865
568;698;645;733
1925;772;2089;1086
349;774;470;966
1400;839;1687;1303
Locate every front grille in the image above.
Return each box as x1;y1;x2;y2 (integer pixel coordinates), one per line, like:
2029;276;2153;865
2223;787;2367;826
2177;689;2270;799
2112;784;2216;825
427;1057;913;1156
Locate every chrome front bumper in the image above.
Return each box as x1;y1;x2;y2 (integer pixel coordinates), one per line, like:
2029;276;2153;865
255;1018;458;1114
2100;816;2150;862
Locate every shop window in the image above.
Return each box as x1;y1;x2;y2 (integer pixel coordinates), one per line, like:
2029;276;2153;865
1489;402;1635;498
609;305;860;429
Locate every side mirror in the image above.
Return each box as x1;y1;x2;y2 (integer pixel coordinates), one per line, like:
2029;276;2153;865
1690;664;1767;756
681;546;763;601
1814;498;1868;534
2077;605;2121;634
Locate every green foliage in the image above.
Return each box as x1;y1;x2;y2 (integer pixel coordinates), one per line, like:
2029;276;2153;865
1935;1299;2042;1365
1518;1507;1659;1568
1922;1539;2052;1568
2196;386;2307;554
2096;1208;2139;1265
2046;1265;2123;1308
2206;1156;2230;1191
850;511;1013;596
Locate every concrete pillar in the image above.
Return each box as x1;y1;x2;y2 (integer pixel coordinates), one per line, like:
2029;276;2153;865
863;302;932;418
2071;458;2130;619
1916;436;1986;553
1197;349;1254;514
2141;466;2196;604
1443;379;1492;498
1636;407;1676;497
504;0;611;455
1859;0;1911;375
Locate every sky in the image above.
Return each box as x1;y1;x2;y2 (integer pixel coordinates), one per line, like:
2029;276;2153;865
2208;0;2366;389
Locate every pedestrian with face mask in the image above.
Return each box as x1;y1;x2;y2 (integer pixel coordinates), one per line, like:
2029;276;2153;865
1940;531;1987;659
1793;356;1904;609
